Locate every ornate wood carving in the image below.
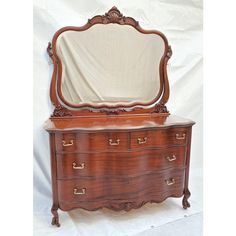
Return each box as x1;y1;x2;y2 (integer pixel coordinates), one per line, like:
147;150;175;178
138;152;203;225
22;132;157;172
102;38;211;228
80;108;129;115
104;6;124;23
182;188;191;209
99;6;139;26
153;103;169;113
108;200;150;211
47;42;53;60
51;105;72;117
99;109;127;115
84;106;145;115
51;204;60;227
166;45;172;59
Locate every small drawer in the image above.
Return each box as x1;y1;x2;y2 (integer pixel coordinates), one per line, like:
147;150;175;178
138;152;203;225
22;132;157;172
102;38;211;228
106;132;129;151
57;169;185;210
55;132;129;152
130;128;188;149
56;146;186;179
55;133;78;152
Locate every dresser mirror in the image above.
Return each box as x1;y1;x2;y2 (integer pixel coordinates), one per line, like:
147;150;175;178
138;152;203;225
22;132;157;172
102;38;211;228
47;6;172;112
57;24;164;107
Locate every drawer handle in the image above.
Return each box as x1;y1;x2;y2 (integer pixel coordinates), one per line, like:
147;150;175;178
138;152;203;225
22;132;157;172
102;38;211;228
72;162;85;170
165;178;175;186
175;134;186;140
166;155;177;162
137;137;147;144
109;139;120;146
62;140;74;146
73;188;86;195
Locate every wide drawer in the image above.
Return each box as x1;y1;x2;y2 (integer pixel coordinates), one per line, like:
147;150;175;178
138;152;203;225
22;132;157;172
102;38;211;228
55;132;129;152
130;128;188;149
58;169;185;211
56;146;186;179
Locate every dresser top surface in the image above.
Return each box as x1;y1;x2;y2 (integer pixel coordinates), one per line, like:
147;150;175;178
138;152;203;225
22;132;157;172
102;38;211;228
44;114;195;132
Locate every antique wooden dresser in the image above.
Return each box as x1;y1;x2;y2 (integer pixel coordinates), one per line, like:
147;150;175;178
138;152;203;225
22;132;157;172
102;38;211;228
44;7;195;227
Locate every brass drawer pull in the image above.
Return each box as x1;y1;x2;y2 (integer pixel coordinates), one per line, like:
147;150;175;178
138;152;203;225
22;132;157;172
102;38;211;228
109;139;120;146
73;188;86;195
165;178;175;186
72;162;85;170
166;155;177;162
175;134;186;140
137;137;147;144
62;140;74;146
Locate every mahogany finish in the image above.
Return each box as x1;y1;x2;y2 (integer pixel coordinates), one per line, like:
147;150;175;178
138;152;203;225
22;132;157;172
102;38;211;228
45;115;194;227
57;169;185;211
44;7;195;227
55;132;129;152
56;146;186;178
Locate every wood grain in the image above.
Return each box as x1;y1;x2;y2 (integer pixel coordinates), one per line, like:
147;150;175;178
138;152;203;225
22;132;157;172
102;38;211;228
56;146;186;179
55;132;129;152
45;114;195;132
130;128;187;149
57;169;185;211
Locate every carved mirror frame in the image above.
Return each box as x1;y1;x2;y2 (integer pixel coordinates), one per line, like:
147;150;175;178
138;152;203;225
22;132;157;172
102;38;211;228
47;7;172;117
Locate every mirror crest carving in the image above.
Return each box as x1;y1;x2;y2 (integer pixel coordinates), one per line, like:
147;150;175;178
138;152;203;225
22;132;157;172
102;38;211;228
99;6;138;25
47;7;172;117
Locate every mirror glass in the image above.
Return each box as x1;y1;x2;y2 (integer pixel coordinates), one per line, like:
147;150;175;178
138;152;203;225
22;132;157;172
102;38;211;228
56;24;165;106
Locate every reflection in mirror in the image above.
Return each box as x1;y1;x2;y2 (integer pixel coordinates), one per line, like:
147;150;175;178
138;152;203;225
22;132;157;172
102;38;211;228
56;24;165;106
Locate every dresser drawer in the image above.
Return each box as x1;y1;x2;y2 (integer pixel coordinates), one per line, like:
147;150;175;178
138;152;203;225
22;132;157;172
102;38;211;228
58;169;185;210
55;132;129;152
56;146;186;179
130;128;188;149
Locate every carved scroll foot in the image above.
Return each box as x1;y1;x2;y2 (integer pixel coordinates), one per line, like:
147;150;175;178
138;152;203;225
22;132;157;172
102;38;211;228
182;189;191;209
51;205;60;227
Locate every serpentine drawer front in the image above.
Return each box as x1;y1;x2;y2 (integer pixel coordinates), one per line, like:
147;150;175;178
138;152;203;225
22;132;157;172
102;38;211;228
130;128;187;149
57;169;185;211
55;132;129;152
56;146;186;179
55;128;187;153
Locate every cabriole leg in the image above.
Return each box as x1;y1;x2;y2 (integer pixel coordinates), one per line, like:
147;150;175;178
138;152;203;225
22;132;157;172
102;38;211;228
182;188;191;209
51;204;60;227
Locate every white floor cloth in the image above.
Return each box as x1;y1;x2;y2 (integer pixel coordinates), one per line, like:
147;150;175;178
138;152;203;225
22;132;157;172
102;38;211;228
33;0;203;235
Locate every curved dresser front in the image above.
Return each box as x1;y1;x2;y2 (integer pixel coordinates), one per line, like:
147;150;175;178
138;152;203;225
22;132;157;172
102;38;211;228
45;114;195;226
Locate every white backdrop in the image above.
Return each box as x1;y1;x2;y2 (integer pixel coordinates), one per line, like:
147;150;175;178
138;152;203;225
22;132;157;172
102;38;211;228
33;0;202;235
